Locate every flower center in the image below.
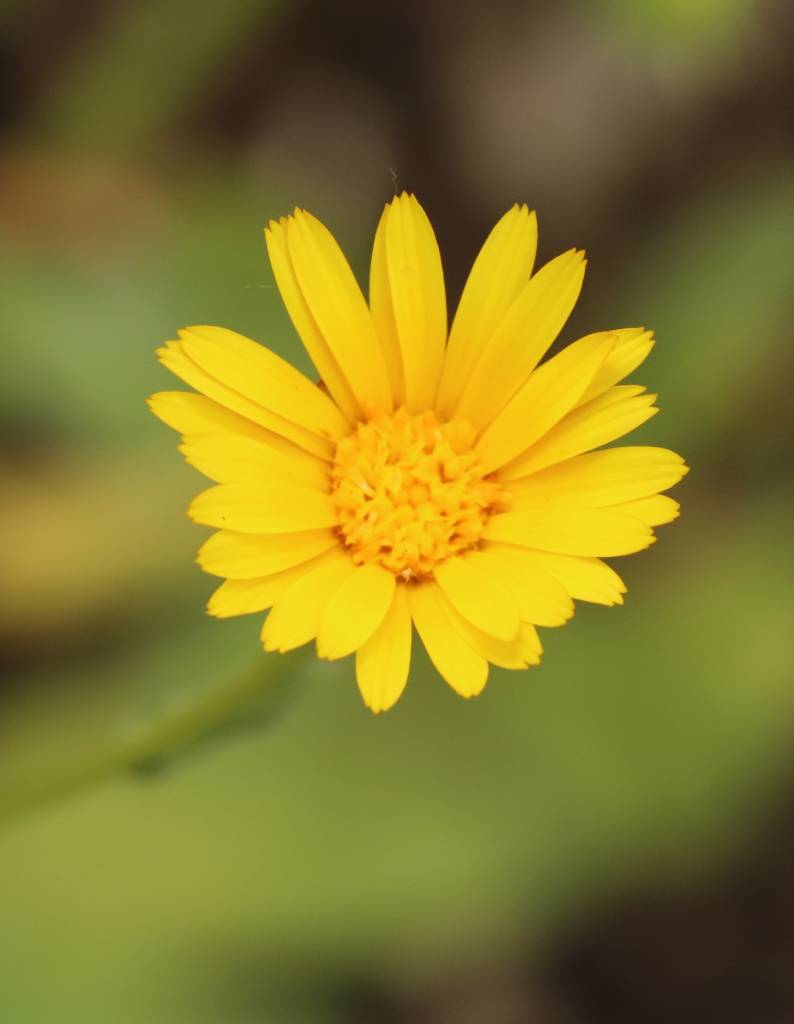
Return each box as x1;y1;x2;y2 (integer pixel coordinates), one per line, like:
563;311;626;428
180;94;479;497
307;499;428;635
330;408;509;579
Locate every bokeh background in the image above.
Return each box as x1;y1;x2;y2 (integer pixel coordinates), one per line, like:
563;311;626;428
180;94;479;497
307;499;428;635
2;1;793;1021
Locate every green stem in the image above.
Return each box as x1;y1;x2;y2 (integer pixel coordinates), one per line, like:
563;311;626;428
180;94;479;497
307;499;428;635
0;651;306;826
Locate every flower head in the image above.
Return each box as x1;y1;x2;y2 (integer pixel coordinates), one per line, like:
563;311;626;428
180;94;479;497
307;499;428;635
149;194;687;712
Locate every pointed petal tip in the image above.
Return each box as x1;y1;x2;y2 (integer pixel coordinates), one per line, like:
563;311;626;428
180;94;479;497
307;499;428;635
383;193;402;212
185;495;206;523
360;696;394;715
265;215;291;236
315;636;335;660
316;648;343;662
260;619;276;652
510;203;536;224
292;206;318;227
283;208;305;232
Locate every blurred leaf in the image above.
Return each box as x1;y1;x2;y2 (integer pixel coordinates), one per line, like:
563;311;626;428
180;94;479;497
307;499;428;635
0;620;308;824
611;165;794;458
1;482;792;1024
0;162;303;444
1;445;197;640
584;0;757;64
29;0;282;156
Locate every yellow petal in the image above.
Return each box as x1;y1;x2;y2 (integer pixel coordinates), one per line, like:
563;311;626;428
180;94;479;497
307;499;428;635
152;389;328;484
433;554;520;641
285;209;392;414
409;581;488;698
177;325;348;441
317;562;396;659
262;550;356;652
501;386;658;480
578;328;655;405
484;504;655;557
508;447;689;507
188;481;336;533
355;584;412;713
264;217;359;423
382;193;447;412
436;588;532;670
517;623;543;664
369;204;405;405
476;332;615;474
179;433;329;489
617;494;681;527
197;528;337;579
156;340;332;460
517;550;627;606
207;554;334;618
473;547;574;627
437;204;537;418
148;391;284;445
455;249;586;428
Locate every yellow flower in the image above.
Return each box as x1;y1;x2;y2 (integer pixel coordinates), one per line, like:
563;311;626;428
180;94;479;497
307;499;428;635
149;194;687;713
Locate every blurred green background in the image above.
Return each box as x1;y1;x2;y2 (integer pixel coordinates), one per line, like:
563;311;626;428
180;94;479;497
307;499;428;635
1;1;793;1021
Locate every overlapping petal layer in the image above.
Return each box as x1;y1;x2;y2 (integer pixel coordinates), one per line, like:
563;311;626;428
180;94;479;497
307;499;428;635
436;204;538;418
356;585;413;713
371;192;447;413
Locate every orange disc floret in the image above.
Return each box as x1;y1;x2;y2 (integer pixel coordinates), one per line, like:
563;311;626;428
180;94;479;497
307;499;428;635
331;408;509;578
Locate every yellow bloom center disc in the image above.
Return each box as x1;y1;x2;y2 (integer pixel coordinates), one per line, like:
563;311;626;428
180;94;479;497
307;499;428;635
331;408;509;579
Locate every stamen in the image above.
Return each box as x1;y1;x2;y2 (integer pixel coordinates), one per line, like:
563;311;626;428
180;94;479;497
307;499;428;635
330;408;509;578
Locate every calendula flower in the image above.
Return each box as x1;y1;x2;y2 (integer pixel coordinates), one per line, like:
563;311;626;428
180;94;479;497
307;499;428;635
148;194;687;713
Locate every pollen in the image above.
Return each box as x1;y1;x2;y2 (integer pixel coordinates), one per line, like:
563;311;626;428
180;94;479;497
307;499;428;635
330;408;510;579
